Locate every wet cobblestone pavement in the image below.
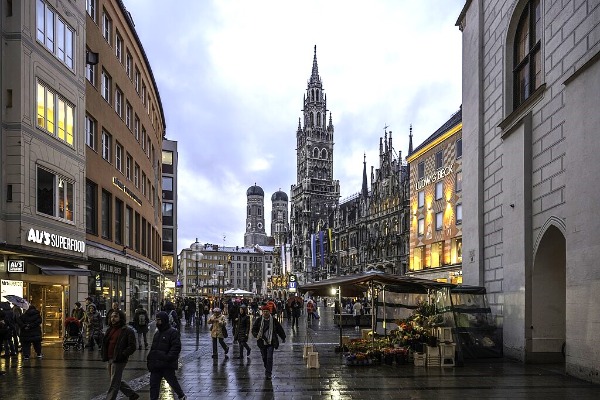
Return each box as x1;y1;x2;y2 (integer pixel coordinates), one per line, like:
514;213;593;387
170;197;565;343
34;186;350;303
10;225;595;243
1;306;598;399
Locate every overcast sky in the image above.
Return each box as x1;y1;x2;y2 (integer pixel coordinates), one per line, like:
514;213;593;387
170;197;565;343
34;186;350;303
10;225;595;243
123;0;465;254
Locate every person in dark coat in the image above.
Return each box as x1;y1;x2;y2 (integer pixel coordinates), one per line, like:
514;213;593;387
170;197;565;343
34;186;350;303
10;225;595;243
101;309;139;400
251;306;286;379
133;304;150;350
0;303;16;357
147;311;186;400
234;305;251;359
18;305;43;360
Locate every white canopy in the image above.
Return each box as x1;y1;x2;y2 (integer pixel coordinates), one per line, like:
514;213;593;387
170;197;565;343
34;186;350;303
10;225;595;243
223;288;254;296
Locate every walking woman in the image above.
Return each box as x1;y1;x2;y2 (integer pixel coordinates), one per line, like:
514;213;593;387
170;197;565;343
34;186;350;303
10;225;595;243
207;308;229;359
234;305;251;359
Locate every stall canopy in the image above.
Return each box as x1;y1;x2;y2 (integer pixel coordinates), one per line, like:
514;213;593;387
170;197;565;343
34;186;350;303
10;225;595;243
298;271;453;297
223;288;254;296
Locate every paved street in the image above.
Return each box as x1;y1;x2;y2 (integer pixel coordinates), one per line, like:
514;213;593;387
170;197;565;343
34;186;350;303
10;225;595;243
0;305;598;399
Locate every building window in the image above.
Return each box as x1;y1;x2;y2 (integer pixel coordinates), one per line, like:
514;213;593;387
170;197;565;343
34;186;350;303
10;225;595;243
514;0;541;108
101;190;111;239
435;211;443;231
36;81;74;146
86;180;97;234
86;0;97;22
435;151;443;169
126;154;132;180
101;130;111;162
456;171;463;192
162;150;174;174
141;172;146;197
36;0;74;69
456;138;462;159
162;202;173;226
102;9;111;45
125;206;132;248
115;87;123;118
134;115;140;141
417;161;425;179
134;163;140;188
456;204;462;225
115;198;123;245
162;176;173;200
115;142;123;173
115;31;123;63
85;50;96;85
125;102;132;130
85;114;96;150
163;228;173;252
418;218;424;236
134;68;140;93
418;190;424;208
141;83;146;104
125;51;133;79
452;237;462;264
412;246;424;271
435;181;443;200
141;127;146;151
37;166;74;222
431;241;443;267
147;138;151;158
101;70;111;102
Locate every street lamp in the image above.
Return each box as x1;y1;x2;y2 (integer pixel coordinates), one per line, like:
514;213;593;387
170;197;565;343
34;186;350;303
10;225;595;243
191;238;203;341
216;264;224;298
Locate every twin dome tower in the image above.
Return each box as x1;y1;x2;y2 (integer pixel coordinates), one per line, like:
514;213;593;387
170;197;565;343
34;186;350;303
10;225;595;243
243;184;289;248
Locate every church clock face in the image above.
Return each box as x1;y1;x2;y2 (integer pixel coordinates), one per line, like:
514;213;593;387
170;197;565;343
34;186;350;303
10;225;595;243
247;222;252;229
257;222;263;229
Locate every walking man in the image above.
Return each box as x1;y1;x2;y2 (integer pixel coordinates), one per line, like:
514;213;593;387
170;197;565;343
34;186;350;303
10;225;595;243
133;304;150;350
234;304;251;359
147;311;187;400
251;306;286;379
101;310;139;400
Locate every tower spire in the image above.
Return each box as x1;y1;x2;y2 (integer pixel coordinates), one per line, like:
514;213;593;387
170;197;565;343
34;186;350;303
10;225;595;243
408;124;414;154
362;153;368;198
310;45;320;85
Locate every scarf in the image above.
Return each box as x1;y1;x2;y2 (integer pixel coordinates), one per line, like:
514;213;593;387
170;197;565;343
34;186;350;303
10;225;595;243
259;316;273;344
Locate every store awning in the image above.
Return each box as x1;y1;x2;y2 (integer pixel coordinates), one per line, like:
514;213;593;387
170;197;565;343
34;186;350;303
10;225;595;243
33;263;92;276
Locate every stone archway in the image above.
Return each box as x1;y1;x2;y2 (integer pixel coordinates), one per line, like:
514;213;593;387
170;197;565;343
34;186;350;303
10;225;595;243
528;224;566;363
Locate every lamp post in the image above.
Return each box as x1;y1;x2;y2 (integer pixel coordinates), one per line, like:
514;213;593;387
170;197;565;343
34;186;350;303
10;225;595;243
333;285;343;352
191;239;203;341
216;264;224;298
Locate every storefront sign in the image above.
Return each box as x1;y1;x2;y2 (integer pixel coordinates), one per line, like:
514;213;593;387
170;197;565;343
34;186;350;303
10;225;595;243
1;279;24;302
89;261;127;276
130;269;148;281
7;260;25;273
95;274;102;289
27;228;85;253
415;165;454;191
289;274;297;293
113;177;142;206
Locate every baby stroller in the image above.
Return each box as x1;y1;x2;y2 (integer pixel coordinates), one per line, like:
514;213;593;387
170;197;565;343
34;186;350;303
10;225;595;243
63;317;84;351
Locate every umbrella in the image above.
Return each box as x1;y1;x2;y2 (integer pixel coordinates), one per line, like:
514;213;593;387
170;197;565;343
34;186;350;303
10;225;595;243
4;294;29;310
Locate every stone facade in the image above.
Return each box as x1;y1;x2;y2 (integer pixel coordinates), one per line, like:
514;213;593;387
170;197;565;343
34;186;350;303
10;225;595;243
458;0;600;383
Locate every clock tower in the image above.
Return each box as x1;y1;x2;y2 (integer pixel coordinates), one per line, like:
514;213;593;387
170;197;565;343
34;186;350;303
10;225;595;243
290;46;340;283
244;183;268;247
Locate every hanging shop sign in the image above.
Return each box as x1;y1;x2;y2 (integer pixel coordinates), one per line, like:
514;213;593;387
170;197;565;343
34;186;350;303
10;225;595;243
288;274;298;293
95;274;102;289
27;228;85;253
7;260;25;273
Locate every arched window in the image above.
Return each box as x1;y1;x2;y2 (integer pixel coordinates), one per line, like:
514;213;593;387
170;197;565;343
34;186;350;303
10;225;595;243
317;112;321;126
321;149;328;159
311;89;315;102
316;89;320;101
313;148;319;158
513;0;541;108
310;112;314;126
247;205;251;216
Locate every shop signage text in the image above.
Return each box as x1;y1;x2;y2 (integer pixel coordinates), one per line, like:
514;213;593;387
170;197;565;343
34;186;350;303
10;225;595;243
130;269;148;281
8;260;25;273
415;165;454;191
27;228;85;253
90;261;127;276
113;177;142;206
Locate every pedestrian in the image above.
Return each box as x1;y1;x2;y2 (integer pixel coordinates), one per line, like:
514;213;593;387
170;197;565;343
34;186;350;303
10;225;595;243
0;303;16;357
85;304;104;350
290;296;302;329
105;302;120;326
306;298;315;324
18;304;43;360
251;306;286;379
101;309;139;400
71;301;85;322
164;301;180;330
147;311;187;400
234;304;251;359
133;304;150;350
207;308;229;359
352;300;362;330
12;305;22;351
197;300;204;326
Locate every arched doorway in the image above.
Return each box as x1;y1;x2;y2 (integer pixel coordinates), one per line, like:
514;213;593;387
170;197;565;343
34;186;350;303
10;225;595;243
528;224;566;363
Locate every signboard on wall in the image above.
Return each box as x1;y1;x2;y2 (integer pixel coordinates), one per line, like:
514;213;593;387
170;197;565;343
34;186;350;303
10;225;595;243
7;260;25;273
1;279;24;303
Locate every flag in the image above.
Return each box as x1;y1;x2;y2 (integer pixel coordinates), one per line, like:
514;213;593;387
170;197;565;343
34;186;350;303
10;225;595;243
311;234;316;269
328;228;332;253
319;230;325;268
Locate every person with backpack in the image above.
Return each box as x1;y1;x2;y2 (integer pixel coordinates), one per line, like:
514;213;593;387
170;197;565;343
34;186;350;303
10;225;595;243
164;301;180;330
133;304;150;350
147;311;187;400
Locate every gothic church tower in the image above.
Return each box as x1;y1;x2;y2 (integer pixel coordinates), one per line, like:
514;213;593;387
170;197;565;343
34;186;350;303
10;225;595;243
290;46;340;283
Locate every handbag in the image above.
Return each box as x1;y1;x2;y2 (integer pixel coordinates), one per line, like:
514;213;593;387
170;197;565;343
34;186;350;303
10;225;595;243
221;324;228;338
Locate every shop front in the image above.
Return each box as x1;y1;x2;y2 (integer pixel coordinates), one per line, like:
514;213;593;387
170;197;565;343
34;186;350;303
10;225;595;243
150;275;160;316
87;260;127;318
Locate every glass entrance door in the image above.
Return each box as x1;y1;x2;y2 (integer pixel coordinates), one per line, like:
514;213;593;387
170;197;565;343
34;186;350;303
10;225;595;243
29;284;64;339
